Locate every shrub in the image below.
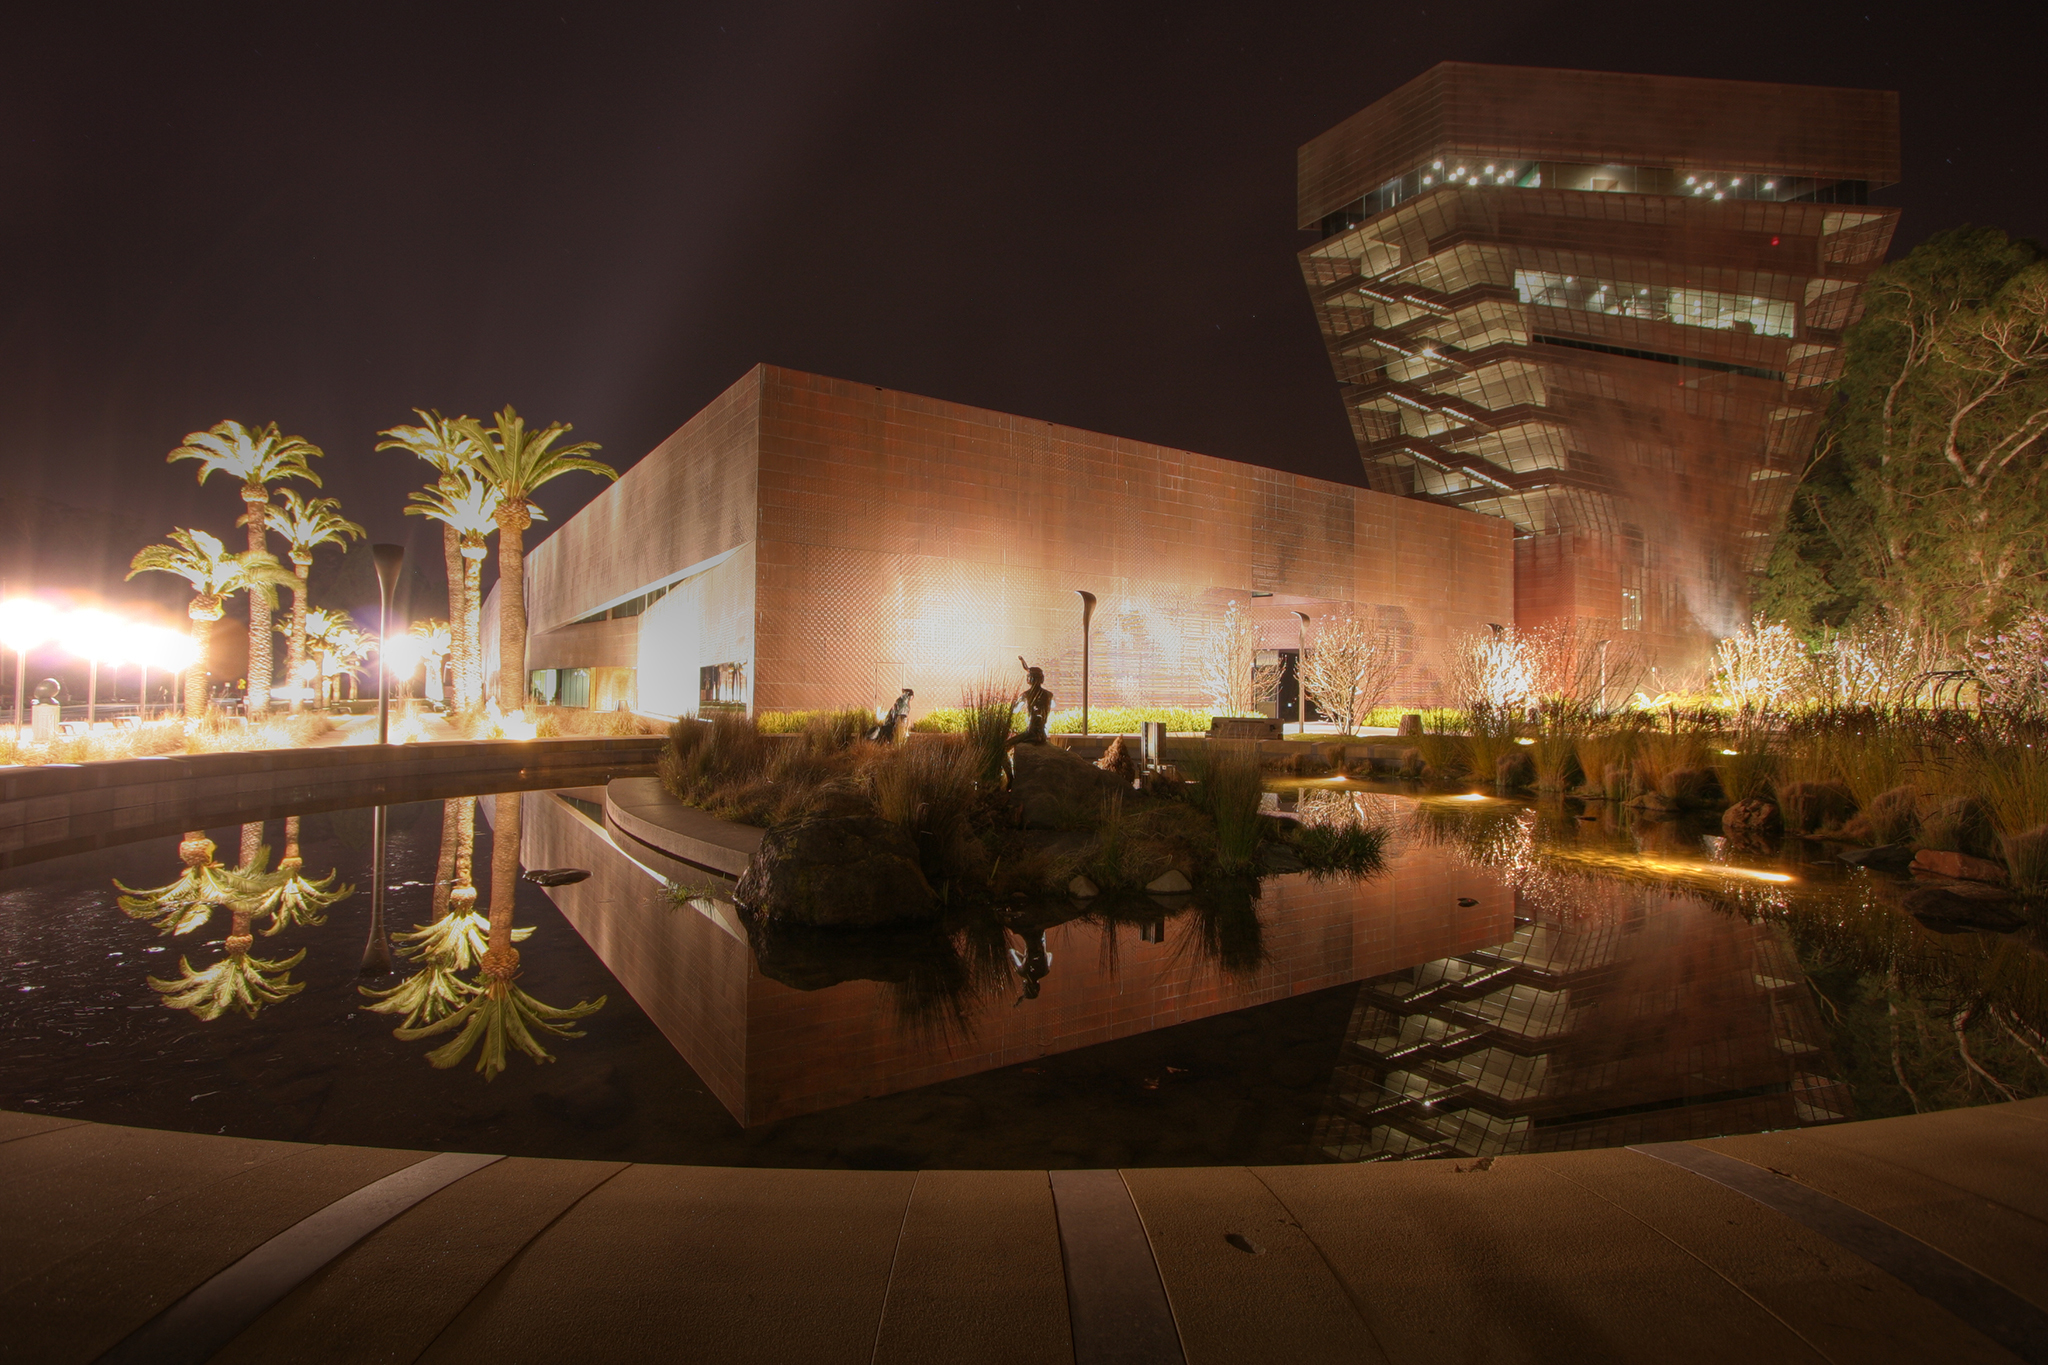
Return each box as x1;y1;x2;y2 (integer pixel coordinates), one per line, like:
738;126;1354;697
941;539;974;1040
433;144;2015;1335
957;681;1015;786
911;704;1216;735
1291;821;1389;878
1921;794;1998;859
1780;780;1858;834
2002;824;2048;895
1184;742;1265;874
1865;786;1922;844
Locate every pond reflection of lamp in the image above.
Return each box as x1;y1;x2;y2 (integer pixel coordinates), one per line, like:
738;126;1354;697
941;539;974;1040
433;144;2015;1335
371;544;404;746
1075;591;1096;736
362;803;393;976
0;599;57;737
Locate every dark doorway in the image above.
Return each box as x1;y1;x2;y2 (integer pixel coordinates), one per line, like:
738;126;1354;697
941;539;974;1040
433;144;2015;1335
1273;650;1323;724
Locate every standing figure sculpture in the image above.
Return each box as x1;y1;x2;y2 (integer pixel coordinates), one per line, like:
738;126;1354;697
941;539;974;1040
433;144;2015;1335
1007;656;1053;748
867;687;914;743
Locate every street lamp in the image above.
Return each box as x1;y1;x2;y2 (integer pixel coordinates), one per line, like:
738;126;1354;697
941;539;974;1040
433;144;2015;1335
1291;611;1312;736
0;599;57;738
61;609;124;729
1074;591;1096;737
371;544;404;746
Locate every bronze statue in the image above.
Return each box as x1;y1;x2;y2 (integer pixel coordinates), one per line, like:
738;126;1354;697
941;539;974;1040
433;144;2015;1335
868;688;915;743
1007;657;1052;747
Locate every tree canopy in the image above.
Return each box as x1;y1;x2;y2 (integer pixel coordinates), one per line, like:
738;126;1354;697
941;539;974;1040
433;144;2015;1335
1760;227;2048;649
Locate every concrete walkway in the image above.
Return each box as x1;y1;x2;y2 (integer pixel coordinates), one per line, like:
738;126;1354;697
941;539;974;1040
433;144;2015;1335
3;1099;2043;1363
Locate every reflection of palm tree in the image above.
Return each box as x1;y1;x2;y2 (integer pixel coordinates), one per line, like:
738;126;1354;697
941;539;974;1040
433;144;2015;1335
167;420;324;713
116;832;236;936
394;792;603;1077
265;491;364;712
150;895;305;1021
127;530;295;721
365;796;527;1030
255;816;354;933
454;409;614;711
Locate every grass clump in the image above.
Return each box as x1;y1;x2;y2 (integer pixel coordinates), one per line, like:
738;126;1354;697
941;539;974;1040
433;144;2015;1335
1290;821;1389;878
1182;742;1266;873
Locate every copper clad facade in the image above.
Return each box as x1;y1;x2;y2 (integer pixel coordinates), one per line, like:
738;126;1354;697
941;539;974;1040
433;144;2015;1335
1299;63;1901;663
519;365;1512;717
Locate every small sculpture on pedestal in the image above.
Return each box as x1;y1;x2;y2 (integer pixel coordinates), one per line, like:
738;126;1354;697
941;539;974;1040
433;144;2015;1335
1007;657;1052;748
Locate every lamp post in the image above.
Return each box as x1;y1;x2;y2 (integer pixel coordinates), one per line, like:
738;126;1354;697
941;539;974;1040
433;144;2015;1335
1075;590;1096;737
371;544;405;746
1291;611;1311;736
0;600;56;739
1594;638;1611;713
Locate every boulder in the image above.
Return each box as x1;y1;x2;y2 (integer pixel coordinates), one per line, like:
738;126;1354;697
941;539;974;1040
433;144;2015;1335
1839;842;1914;869
1865;786;1921;845
1912;849;2006;884
1398;747;1426;779
1723;798;1783;838
1397;714;1423;736
1779;780;1857;834
1068;875;1100;899
1145;868;1194;894
1495;750;1536;790
734;815;936;927
1009;742;1121;829
1660;766;1725;808
1894;880;2025;935
1921;794;1999;859
1095;736;1137;785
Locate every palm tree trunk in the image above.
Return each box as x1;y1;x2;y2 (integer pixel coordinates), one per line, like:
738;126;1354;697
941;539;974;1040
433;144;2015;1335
240;821;262;868
495;514;527;713
244;488;273;714
463;550;485;708
442;525;467;707
433;799;460;921
288;564;309;713
185;608;210;722
455;794;475;888
483;791;522;979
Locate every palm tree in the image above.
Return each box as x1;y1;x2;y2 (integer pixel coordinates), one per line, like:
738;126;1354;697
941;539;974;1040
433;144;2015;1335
116;832;239;936
265;491;364;712
453;408;615;712
306;609;370;705
167;421;323;714
404;467;537;708
128;529;296;721
409;619;452;703
378;412;482;705
255;816;355;933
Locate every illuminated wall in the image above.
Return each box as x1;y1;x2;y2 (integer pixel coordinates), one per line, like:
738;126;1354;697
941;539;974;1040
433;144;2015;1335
1297;63;1901;668
516;365;1514;718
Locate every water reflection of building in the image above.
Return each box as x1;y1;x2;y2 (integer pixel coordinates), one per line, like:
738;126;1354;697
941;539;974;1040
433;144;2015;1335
1314;885;1849;1161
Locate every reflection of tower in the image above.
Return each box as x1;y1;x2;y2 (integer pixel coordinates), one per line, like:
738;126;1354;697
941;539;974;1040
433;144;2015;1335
1296;64;1899;665
1313;889;1848;1162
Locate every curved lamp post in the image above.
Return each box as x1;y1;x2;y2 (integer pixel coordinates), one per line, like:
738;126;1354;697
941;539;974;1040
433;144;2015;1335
371;545;405;746
1075;590;1096;737
1290;611;1312;736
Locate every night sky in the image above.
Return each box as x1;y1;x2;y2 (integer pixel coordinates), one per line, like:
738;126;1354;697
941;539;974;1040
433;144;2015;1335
7;0;2044;622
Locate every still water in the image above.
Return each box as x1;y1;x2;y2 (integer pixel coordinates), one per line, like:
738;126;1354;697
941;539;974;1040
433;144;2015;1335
1;781;2041;1168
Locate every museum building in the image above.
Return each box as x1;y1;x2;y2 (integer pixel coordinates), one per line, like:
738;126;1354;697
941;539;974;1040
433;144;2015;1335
492;365;1511;720
502;63;1901;718
1297;63;1900;663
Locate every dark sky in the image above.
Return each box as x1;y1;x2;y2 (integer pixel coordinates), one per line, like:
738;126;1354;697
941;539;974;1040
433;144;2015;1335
7;0;2044;619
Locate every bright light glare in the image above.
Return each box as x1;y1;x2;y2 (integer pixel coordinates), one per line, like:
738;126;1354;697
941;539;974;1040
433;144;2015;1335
379;636;428;675
1452;793;1488;802
60;609;130;664
1721;748;1739;755
1727;868;1795;884
0;599;59;653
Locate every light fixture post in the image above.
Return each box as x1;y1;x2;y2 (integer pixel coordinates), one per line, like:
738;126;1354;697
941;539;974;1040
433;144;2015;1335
1075;591;1097;736
1291;611;1312;736
371;544;405;746
11;648;23;738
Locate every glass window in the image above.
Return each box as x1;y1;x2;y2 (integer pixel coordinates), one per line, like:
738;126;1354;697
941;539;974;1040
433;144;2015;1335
699;662;747;712
1516;269;1795;339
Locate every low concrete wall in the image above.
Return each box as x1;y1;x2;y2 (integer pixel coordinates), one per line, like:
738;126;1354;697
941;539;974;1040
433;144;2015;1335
0;735;665;869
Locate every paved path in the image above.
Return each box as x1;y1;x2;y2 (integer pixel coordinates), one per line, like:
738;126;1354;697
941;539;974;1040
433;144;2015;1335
2;1099;2043;1363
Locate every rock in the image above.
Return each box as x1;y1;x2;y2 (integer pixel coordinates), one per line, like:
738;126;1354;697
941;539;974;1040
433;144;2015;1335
2003;824;2048;896
1145;868;1193;893
1921;794;1999;860
1723;798;1783;838
1912;849;2006;883
1009;742;1120;829
1068;875;1100;898
1398;747;1425;779
521;867;590;887
1895;881;2025;934
1865;786;1921;845
1660;766;1725;808
1779;780;1857;834
1095;736;1137;784
1839;842;1914;869
1397;714;1423;736
1631;791;1681;815
734;815;936;927
1495;750;1536;790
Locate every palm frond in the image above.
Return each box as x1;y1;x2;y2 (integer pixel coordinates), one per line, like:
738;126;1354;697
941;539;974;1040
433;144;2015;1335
150;947;308;1020
167;420;323;489
359;962;480;1029
394;977;605;1079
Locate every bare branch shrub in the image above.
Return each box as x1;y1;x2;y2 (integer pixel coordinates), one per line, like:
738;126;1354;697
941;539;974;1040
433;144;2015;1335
1299;614;1403;734
1712;617;1813;709
1202;601;1276;715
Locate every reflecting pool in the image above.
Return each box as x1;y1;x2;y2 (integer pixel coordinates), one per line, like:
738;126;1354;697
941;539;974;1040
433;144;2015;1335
1;779;2041;1168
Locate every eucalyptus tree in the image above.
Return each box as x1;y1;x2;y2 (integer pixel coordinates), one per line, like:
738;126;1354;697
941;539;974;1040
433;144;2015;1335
167;421;323;712
265;490;364;712
377;411;481;705
453;408;614;712
403;467;535;707
127;529;295;720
